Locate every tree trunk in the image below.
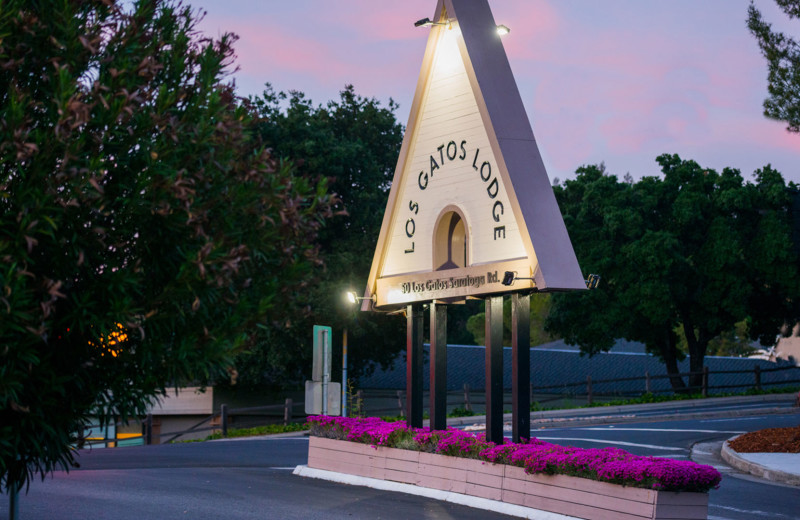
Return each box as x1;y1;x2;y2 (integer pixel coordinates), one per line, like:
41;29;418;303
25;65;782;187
655;329;687;391
682;319;709;391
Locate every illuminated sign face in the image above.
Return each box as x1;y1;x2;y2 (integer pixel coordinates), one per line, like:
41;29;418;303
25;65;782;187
364;0;585;309
381;27;527;279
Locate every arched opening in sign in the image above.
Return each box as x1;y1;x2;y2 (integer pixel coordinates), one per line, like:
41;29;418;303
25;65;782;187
434;207;468;271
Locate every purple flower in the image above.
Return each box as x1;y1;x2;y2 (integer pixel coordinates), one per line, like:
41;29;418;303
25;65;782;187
306;415;722;492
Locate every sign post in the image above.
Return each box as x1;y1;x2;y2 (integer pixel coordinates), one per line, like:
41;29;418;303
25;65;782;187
305;325;340;416
321;327;329;415
342;328;348;417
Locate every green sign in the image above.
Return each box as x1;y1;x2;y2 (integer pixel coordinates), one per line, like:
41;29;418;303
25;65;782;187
312;325;332;382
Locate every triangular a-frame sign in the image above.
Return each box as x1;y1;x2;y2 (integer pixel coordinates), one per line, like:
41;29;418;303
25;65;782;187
363;0;584;310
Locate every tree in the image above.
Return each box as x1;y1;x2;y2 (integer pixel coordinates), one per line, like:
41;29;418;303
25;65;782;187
677;321;757;358
748;0;800;132
465;295;557;347
0;0;334;494
546;156;799;391
229;85;407;387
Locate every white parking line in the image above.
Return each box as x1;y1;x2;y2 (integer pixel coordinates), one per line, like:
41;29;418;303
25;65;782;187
574;427;745;434
534;437;686;451
700;416;776;423
711;504;800;519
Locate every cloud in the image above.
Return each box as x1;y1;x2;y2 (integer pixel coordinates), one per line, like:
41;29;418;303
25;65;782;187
194;0;800;184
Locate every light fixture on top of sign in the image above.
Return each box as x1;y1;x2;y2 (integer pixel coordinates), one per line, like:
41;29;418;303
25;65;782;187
500;271;532;286
414;17;450;28
414;17;509;36
501;271;601;289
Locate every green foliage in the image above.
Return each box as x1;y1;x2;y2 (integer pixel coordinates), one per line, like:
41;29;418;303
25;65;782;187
676;321;758;357
747;1;800;132
174;422;309;443
448;407;476;417
203;422;308;441
230;85;407;388
588;386;800;407
589;392;702;408
346;379;365;418
466;294;557;346
0;1;333;493
546;157;800;390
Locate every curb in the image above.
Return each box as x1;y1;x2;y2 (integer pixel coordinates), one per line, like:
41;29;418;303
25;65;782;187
442;393;797;427
441;407;796;431
211;430;310;441
293;465;579;520
720;436;800;487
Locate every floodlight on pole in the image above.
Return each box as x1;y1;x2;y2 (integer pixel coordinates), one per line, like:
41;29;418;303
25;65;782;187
345;291;374;305
501;271;533;286
585;274;601;289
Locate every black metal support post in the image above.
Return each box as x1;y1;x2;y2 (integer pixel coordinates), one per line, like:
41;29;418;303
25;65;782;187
220;404;228;437
587;376;593;405
702;366;709;397
430;302;448;431
511;292;530;443
144;414;153;445
9;484;19;520
406;304;424;428
284;398;293;425
485;295;504;444
397;390;406;417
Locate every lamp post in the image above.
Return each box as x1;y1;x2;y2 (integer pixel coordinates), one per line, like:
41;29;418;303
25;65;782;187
344;291;374;417
342;328;348;417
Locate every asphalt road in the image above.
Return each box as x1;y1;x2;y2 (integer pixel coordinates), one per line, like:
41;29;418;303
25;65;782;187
2;398;798;520
3;437;518;520
530;414;800;520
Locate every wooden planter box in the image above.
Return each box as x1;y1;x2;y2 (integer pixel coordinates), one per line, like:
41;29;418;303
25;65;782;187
307;436;709;520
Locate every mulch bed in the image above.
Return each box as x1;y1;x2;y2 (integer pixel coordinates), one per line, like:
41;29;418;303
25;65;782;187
728;426;800;453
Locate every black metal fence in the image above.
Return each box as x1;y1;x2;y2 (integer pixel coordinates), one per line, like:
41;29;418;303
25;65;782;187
83;398;300;447
83;364;799;447
355;364;800;417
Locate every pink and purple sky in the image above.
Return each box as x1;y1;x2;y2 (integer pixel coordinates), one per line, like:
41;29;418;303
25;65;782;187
196;0;799;184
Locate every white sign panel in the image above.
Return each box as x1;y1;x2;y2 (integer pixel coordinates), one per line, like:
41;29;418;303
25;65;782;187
381;26;527;278
363;0;586;309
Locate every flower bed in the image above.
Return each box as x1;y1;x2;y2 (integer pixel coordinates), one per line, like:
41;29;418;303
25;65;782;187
303;416;720;520
307;416;721;493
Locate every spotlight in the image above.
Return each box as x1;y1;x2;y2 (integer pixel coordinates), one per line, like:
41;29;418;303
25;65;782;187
496;24;510;36
414;17;451;28
585;274;601;290
345;291;374;304
501;271;534;286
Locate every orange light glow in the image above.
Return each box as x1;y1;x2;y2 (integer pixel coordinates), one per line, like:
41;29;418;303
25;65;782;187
89;322;128;358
